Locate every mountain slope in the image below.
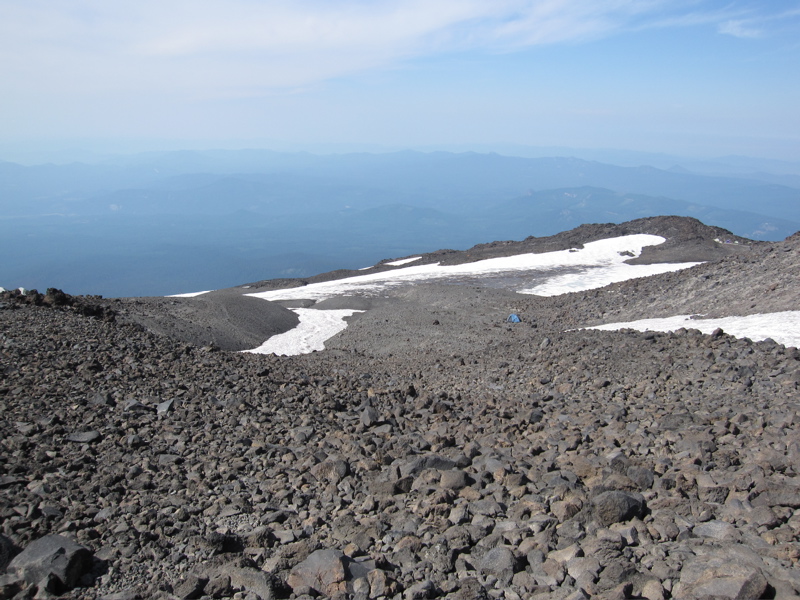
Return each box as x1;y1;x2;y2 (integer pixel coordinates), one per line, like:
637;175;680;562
106;216;793;355
0;215;798;599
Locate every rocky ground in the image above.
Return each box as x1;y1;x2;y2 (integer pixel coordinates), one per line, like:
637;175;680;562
114;290;300;352
106;216;755;353
1;217;798;600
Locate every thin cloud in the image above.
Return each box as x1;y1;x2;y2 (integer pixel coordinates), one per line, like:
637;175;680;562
488;0;669;46
718;19;762;38
134;1;487;57
1;0;797;98
716;5;800;39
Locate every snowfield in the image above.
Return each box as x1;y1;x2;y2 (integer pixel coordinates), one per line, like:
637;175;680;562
168;290;214;298
168;233;795;356
385;256;422;266
246;308;363;356
586;312;800;348
243;235;704;355
246;235;699;302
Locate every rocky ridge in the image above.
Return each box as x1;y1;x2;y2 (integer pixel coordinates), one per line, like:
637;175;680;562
1;217;798;600
240;216;754;295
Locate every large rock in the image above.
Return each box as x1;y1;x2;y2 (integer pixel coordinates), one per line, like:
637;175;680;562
6;535;92;591
673;546;771;600
310;459;350;484
592;491;645;526
287;549;347;597
0;534;16;571
674;563;767;600
400;454;457;477
692;520;738;541
227;567;274;600
478;546;517;586
173;574;208;600
752;484;800;508
65;430;102;443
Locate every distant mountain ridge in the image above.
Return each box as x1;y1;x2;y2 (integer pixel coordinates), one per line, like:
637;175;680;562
1;150;798;297
3;150;800;220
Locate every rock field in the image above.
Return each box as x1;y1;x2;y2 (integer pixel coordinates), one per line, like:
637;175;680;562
0;217;798;600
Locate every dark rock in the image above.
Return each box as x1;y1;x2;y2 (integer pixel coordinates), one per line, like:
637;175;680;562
446;577;489;600
288;549;347;597
0;534;17;571
592;491;645;526
478;546;517;586
528;409;544;424
174;574;208;600
405;579;435;600
157;398;176;415
674;563;768;600
6;535;92;592
752;484;800;508
626;466;655;490
400;454;457;477
360;405;380;427
205;532;243;554
66;431;102;443
225;567;274;600
598;560;639;592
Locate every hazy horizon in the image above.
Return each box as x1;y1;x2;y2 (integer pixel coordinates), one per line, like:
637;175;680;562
2;1;799;162
5;140;800;169
3;1;800;297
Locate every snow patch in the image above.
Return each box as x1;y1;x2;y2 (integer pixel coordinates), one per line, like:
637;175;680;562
245;308;363;356
243;235;702;355
586;311;800;348
246;235;696;302
386;256;422;266
168;290;213;298
522;262;701;296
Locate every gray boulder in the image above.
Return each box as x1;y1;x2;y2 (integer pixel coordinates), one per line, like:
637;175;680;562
592;491;645;526
478;546;517;586
674;563;767;600
287;549;347;597
0;534;17;571
65;430;102;443
6;534;92;591
227;567;274;600
400;454;456;477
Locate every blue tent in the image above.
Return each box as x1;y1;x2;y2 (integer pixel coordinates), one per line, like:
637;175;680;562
506;314;521;323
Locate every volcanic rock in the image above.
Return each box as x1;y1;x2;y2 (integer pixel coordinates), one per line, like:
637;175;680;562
1;218;798;599
6;534;92;592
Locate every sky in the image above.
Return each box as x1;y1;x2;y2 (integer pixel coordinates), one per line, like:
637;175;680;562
2;0;800;159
